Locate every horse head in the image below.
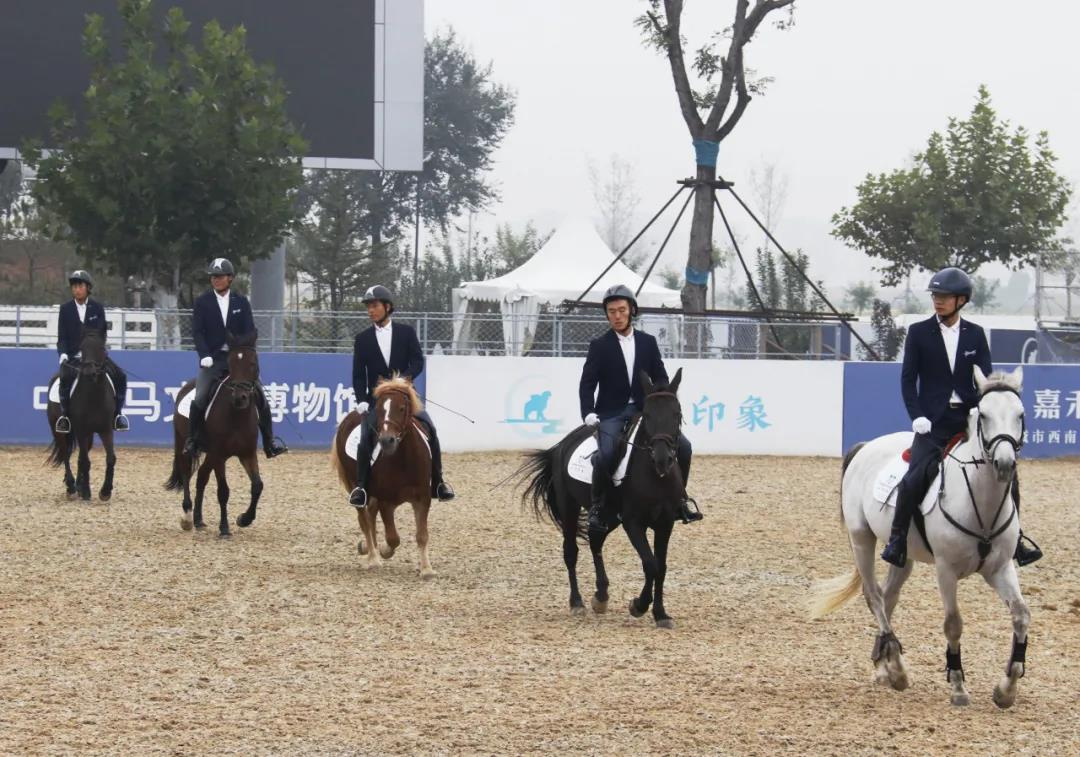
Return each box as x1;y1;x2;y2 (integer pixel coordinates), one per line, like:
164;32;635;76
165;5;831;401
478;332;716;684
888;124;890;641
639;367;683;479
78;328;107;382
225;330;260;410
372;375;421;457
972;365;1025;482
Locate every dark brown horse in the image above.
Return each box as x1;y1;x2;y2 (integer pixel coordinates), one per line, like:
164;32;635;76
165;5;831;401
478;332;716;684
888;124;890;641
46;329;118;501
519;369;686;628
331;376;435;578
165;332;263;537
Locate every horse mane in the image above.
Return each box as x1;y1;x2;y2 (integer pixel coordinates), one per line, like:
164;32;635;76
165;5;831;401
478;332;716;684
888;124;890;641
373;374;423;414
231;330;258;349
980;371;1021;395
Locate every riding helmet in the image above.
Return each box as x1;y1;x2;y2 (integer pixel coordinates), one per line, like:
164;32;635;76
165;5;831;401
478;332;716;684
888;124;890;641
362;285;395;308
602;284;638;316
207;257;236;276
927;267;973;300
68;269;94;289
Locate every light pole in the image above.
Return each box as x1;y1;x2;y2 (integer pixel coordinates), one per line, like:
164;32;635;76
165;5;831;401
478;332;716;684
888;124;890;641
413;151;435;286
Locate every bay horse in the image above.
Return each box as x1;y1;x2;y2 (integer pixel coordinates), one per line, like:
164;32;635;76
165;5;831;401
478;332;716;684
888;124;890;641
331;376;435;578
165;331;263;537
45;329;118;502
811;366;1031;708
518;369;686;628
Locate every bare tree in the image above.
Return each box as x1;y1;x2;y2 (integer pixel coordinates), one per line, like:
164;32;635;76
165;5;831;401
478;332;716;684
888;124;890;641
637;0;796;314
588;154;643;267
749;160;788;254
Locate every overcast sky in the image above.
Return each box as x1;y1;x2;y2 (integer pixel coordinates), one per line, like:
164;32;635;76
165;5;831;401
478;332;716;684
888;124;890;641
424;0;1079;298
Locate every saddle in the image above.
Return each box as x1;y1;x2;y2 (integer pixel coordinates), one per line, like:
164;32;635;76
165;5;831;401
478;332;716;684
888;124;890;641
873;432;968;512
567;414;642;486
175;377;228;419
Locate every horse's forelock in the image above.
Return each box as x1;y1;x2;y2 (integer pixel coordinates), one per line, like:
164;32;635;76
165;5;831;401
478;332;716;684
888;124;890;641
374;375;423;414
980;371;1021;396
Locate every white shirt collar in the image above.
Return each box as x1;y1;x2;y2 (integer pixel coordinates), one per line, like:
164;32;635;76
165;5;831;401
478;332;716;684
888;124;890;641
616;328;634;342
215;289;230;301
375;319;392;332
937;316;960;333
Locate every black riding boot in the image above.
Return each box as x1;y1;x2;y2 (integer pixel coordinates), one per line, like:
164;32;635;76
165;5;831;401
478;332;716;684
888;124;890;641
587;461;617;535
55;365;74;434
427;427;455;501
256;389;287;458
676;447;702;524
1011;476;1042;566
881;482;917;567
184;403;205;457
349;424;375;509
110;367;130;431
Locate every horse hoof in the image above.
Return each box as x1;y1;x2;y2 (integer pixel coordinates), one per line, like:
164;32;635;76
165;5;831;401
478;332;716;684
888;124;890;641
357;541;368;555
99;493;111;502
992;685;1015;709
66;491;78;501
591;596;608;614
655;618;675;630
628;600;646;618
195;522;207;531
570;604;587;617
420;568;437;581
951;691;971;707
218;530;231;539
237;513;254;528
180;516;193;532
891;671;911;692
364;561;380;571
379;546;395;560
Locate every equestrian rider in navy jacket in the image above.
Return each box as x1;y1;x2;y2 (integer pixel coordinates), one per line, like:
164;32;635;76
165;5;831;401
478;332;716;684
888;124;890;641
579;284;701;533
54;269;130;434
881;267;1041;567
347;285;455;509
184;258;287;459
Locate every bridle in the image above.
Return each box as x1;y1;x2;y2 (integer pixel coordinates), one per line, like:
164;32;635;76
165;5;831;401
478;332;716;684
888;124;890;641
975;385;1025;460
639;390;681;478
226;347;258;403
376;388;415;445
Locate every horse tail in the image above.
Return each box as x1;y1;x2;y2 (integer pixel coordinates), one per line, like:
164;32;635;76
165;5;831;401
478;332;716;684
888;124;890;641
808;567;862;619
331;431;351;492
46;434;74;468
518;446;560;527
164;449;185;491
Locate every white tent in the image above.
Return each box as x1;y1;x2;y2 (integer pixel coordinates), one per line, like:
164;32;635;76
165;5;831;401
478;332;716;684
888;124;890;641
452;220;681;355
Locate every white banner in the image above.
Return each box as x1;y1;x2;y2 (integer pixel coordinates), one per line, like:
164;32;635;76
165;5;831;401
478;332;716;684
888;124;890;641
426;356;843;456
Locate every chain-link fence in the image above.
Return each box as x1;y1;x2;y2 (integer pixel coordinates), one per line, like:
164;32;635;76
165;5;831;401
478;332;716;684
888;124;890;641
0;304;856;359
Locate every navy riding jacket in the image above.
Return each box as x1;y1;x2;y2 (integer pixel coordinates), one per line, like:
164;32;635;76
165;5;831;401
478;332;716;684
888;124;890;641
900;315;993;422
351;322;425;406
579;329;668;421
192;289;256;359
57;298;107;357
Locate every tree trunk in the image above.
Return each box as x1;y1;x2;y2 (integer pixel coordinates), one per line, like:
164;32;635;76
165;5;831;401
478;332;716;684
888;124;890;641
681;164;715;315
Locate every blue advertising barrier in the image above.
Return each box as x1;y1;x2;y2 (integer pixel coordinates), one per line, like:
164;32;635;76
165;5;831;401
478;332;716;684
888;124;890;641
843;362;1080;459
0;348;425;449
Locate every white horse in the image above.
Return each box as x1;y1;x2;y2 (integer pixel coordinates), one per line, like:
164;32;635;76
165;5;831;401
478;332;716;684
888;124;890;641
811;366;1030;708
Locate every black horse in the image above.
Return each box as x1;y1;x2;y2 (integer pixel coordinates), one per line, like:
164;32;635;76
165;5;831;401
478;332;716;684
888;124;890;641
45;329;118;501
520;369;686;628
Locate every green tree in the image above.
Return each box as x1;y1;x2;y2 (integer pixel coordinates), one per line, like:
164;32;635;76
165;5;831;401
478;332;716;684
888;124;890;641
636;0;795;314
25;0;306;306
0;186;79;304
845;281;876;314
832;86;1072;286
862;298;906;361
969;274;1000;313
0;160;20;215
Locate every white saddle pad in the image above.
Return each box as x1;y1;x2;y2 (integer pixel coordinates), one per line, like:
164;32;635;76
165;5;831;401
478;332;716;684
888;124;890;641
343;418;431;467
48;374;115;403
174;381;226;420
872;454;937;515
567;419;641;487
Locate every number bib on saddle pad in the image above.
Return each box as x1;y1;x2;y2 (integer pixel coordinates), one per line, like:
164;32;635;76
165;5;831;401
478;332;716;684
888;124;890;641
343;417;431;467
872;455;938;516
48;374;115;404
567;418;641;487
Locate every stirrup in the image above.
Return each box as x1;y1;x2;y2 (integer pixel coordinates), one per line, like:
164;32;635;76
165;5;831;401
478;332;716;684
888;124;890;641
264;436;288;459
184;436;201;457
349;487;368;509
114;414;130;431
55;416;71;434
678;496;703;524
434;481;455;501
1014;533;1043;567
880;534;908;567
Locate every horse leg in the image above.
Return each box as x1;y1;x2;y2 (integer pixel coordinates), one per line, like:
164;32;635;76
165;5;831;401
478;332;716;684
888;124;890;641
236;454;262;528
358;502;382;570
882;560;914;623
193;459;213;530
76;434;92;501
413;500;436;580
623;521;657;620
380;507;400;560
936;562;970;706
99;430;116;502
214;461;231;538
851;529;910;690
562;515;584;615
651;519;675;629
179;451;195;531
63;442;77;500
588;522;611;614
986;562;1030;709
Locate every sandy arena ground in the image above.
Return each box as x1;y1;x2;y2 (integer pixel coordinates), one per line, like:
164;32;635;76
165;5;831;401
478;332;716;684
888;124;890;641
0;445;1078;755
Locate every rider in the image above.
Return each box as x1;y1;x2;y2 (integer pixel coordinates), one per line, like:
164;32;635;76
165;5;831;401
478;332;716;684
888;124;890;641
881;267;1042;567
184;258;288;459
348;285;455;509
579;284;701;534
54;269;130;434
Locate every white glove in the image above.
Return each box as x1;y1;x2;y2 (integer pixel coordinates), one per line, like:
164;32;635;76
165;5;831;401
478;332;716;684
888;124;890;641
584;413;599;428
200;356;213;368
912;416;932;434
59;354;68;365
356;401;370;415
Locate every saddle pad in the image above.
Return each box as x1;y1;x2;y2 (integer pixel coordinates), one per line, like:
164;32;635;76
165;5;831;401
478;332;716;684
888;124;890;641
174;380;226;420
48;374;115;404
872;455;937;515
567;419;641;487
343;418;431;467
